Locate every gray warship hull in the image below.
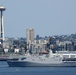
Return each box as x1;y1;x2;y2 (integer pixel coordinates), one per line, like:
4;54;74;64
7;60;76;67
7;50;76;67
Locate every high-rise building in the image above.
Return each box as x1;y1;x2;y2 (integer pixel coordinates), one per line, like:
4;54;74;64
26;28;34;43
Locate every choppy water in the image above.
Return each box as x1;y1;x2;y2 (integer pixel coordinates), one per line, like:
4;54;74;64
0;62;76;75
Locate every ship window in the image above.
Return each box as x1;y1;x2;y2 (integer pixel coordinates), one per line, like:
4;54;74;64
71;55;75;58
63;55;69;58
21;57;26;60
32;59;34;61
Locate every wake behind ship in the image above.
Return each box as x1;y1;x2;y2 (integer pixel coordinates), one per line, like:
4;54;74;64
7;50;76;67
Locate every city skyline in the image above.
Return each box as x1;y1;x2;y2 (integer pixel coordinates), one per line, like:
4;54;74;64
0;0;76;38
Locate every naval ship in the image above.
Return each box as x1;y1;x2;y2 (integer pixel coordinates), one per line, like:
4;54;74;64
7;50;76;67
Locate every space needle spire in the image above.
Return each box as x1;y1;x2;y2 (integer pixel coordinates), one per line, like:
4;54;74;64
0;6;6;47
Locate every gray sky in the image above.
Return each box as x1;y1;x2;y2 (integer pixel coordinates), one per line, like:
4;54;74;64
0;0;76;37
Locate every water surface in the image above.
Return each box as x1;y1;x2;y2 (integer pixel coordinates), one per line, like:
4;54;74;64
0;62;76;75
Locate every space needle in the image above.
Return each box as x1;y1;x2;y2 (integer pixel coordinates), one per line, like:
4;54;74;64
0;6;6;47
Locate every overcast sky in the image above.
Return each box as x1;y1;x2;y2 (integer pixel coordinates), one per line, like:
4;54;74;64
0;0;76;38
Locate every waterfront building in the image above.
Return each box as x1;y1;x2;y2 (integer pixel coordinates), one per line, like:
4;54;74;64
29;39;48;54
3;38;10;49
14;48;20;53
64;41;74;51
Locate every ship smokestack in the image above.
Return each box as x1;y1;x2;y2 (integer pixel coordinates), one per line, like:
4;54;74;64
49;49;53;57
